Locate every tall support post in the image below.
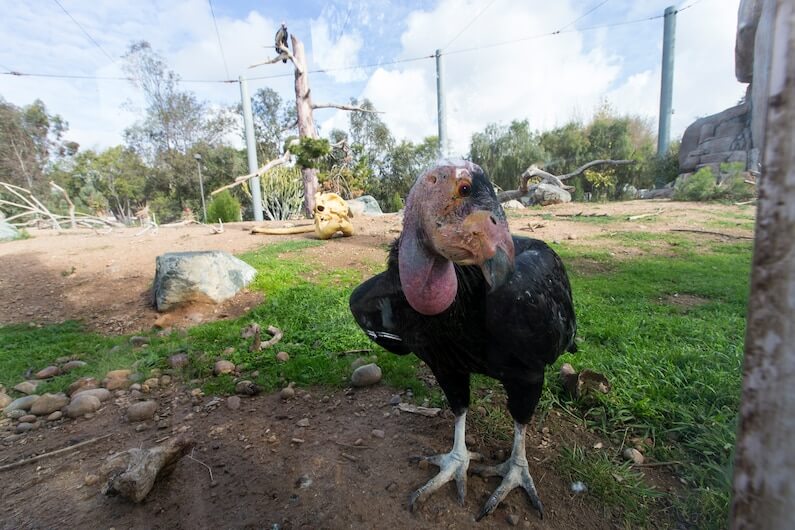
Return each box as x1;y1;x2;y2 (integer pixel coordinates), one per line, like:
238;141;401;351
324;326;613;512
435;49;448;158
239;74;264;221
657;5;677;158
731;2;795;528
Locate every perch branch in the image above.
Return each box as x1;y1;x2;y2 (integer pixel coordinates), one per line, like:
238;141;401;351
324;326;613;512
50;181;76;228
0;434;112;472
261;325;283;349
211;151;292;196
670;228;754;240
248;44;303;74
250;224;315;235
311;103;383;113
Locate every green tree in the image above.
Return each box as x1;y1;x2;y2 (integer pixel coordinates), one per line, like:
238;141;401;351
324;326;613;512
470;120;547;191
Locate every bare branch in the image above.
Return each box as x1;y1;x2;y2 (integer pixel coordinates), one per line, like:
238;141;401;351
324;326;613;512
50;181;76;229
210;151;292;196
558;159;635;181
248;44;303;74
311;103;383;113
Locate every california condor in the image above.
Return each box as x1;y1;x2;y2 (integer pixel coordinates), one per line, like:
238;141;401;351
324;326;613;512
275;23;288;63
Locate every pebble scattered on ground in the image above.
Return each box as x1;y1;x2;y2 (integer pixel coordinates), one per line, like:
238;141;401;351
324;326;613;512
30;393;69;416
68;377;99;396
280;384;295;400
168;353;189;369
226;396;241;410
623;447;644;465
13;381;40;395
351;364;382;387
61;360;87;372
127;401;158;422
65;394;101;418
276;351;290;362
35;366;60;379
213;360;235;375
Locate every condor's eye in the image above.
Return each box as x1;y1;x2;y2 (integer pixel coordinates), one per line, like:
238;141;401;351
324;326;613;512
457;181;472;198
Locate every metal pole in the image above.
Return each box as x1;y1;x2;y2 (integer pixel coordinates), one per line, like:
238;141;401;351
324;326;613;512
239;74;263;221
657;5;677;158
435;49;448;159
197;160;207;223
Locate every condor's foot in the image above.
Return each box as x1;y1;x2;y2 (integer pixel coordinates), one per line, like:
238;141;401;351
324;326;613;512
471;421;544;520
408;412;481;511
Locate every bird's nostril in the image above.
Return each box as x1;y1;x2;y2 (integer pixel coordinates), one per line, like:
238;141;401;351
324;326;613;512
489;215;497;225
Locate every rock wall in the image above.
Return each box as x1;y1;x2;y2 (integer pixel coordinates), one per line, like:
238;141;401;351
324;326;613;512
679;0;775;177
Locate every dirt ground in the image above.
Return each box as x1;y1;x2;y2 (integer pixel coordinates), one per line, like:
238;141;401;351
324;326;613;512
0;200;755;529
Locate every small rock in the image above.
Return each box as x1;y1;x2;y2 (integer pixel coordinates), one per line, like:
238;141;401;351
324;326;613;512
135;423;148;432
386;481;398;492
371;429;385;439
351;364;382;387
566;234;577;240
168;353;189;369
3;395;40;414
30;393;70;416
129;336;149;347
280;384;295;400
149;368;162;378
296;475;312;488
593;442;604;449
47;411;63;421
144;378;160;389
296;418;310;427
157;419;170;429
276;351;290;363
223;347;235;355
160;375;172;386
84;474;100;486
65;394;101;418
250;370;259;378
68;377;99;396
214;360;235;375
35;365;60;379
350;357;369;371
354;438;364;446
507;514;520;526
72;388;111;402
571;481;588;493
103;369;132;391
623;447;644;465
235;380;261;396
13;381;40;395
0;392;12;409
130;383;142;391
226;396;241;410
61;360;87;373
388;394;401;406
190;388;204;398
55;356;73;365
7;409;26;419
127;401;158;422
16;422;34;434
19;414;37;423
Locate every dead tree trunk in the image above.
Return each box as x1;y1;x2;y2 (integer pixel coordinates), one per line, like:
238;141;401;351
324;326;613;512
291;34;320;217
731;2;795;528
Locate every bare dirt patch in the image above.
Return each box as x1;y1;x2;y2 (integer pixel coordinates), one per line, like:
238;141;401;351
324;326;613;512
0;384;631;530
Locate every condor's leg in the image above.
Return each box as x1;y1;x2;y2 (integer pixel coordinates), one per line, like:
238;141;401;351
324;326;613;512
472;378;544;520
409;369;481;511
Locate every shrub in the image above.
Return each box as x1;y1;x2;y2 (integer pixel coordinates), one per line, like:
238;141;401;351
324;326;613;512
260;166;304;220
674;163;756;202
207;190;241;223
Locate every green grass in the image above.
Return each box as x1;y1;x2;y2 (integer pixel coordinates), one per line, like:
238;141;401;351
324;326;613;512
0;226;752;529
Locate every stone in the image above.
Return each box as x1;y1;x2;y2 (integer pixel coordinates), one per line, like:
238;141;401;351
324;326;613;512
129;336;149;347
84;474;100;486
351;363;382;387
0;220;20;241
0;392;11;409
623;447;644;465
347;195;383;216
296;418;310;427
214;360;235;375
280;384;296;400
13;381;40;395
153;251;257;311
16;422;35;434
531;183;571;206
30;393;70;416
68;377;99;396
168;353;189;369
35;365;60;379
275;351;290;363
130;383;142;391
19;414;37;423
47;411;63;421
388;394;401;406
7;409;26;419
235;380;261;396
65;394;101;418
350;356;375;371
226;396;241;410
502;199;525;209
507;514;520;526
61;360;87;373
144;378;160;389
160;375;172;386
103;369;132;390
127;401;158;422
371;429;385;439
72;388;112;402
4;395;40;414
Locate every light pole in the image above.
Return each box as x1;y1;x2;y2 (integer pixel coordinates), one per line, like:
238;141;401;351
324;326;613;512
194;153;207;223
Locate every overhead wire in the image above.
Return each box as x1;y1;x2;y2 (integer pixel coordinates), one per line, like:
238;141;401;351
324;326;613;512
441;0;499;51
556;0;610;33
208;0;231;80
52;0;116;64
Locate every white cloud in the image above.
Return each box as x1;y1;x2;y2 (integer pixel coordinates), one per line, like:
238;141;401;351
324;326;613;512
309;17;366;83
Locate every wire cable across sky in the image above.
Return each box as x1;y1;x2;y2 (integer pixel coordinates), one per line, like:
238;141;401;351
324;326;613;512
52;0;116;64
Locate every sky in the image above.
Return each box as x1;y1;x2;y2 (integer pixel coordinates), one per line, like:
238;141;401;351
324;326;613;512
0;0;747;156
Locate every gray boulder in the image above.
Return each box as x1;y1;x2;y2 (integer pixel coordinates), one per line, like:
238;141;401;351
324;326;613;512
348;195;383;216
525;183;571;206
3;395;40;415
0;221;20;242
153;251;257;311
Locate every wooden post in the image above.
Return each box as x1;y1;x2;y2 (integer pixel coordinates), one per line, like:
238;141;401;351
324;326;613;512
731;2;795;528
291;34;319;217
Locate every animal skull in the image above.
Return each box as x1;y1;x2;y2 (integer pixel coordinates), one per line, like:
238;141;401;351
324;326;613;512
314;192;354;240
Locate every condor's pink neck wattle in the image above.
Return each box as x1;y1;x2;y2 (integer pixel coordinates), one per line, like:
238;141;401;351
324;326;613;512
398;219;457;316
